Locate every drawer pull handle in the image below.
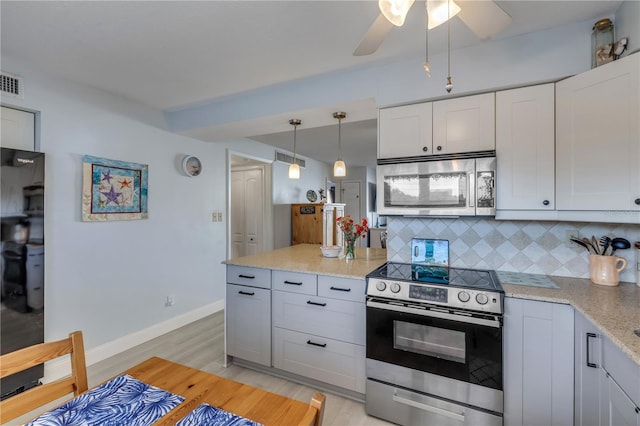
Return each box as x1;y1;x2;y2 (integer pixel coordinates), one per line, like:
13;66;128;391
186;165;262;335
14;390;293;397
284;280;303;286
238;291;255;296
330;286;351;292
306;340;327;348
238;274;255;279
392;394;465;422
586;332;598;368
307;301;327;307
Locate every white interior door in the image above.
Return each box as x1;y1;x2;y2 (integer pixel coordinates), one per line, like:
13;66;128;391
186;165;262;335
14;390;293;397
340;180;364;247
230;168;264;258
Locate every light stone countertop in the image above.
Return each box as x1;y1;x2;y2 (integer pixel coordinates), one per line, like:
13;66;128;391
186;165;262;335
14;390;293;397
224;245;639;366
502;276;640;366
223;244;387;279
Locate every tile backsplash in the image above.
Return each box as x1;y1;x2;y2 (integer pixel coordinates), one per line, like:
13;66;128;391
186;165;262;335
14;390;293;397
386;217;640;283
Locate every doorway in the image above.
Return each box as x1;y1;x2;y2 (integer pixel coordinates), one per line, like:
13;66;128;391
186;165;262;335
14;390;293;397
339;180;364;247
228;154;273;258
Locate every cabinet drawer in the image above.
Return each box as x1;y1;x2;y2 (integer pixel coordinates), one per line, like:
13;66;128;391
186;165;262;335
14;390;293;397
272;290;365;345
272;270;317;295
227;265;271;289
272;327;365;393
318;275;365;303
602;337;640;406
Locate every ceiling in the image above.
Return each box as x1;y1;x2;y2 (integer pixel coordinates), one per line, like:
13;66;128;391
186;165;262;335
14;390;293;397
1;1;623;167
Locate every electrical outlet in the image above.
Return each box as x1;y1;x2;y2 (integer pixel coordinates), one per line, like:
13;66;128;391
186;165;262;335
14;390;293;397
217;212;223;222
212;212;217;222
165;295;175;307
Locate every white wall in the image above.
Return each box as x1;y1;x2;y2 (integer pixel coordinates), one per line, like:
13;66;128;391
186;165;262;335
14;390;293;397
1;55;231;357
616;0;640;56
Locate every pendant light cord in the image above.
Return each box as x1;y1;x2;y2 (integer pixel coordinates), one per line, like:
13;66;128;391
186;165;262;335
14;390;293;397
447;0;450;77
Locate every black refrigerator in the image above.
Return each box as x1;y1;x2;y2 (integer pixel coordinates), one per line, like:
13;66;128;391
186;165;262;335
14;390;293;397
0;147;45;399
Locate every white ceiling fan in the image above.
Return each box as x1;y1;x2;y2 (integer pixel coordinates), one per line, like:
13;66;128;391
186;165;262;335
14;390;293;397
354;0;512;56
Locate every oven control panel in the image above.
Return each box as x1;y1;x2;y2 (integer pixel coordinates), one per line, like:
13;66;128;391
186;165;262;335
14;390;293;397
367;278;503;314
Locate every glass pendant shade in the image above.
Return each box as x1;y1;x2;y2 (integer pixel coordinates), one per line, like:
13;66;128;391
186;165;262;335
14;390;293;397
288;163;300;179
426;0;460;29
333;159;346;177
379;0;415;26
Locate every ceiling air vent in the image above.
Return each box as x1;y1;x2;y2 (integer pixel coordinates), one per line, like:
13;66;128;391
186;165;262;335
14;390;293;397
275;151;305;168
1;72;24;98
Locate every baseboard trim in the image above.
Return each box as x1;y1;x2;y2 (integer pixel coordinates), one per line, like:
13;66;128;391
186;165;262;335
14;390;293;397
44;300;224;382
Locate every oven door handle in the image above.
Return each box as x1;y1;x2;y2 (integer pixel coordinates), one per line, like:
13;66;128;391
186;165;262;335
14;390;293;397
392;394;465;422
366;300;501;328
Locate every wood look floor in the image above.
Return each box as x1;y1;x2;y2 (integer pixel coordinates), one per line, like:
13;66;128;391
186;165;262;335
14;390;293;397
12;311;392;426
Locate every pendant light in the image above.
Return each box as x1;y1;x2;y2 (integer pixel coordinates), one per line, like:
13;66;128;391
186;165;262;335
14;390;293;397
333;112;347;177
445;0;453;93
423;6;431;77
288;119;301;179
379;0;415;26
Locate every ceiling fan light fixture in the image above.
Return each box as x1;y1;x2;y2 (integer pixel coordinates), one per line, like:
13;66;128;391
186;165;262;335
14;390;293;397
333;111;347;177
427;0;460;29
288;118;301;180
379;0;415;26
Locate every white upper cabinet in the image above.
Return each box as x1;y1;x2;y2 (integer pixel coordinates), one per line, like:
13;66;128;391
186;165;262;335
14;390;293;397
556;53;640;212
378;102;432;159
433;92;496;154
496;84;555;211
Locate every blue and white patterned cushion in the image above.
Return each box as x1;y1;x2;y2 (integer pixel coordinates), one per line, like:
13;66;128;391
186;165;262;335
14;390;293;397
176;403;263;426
25;374;184;426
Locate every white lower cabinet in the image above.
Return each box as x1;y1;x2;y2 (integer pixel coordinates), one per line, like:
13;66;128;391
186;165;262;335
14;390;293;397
226;278;271;367
503;297;574;426
272;291;365;345
575;309;640;426
272;327;366;393
226;266;272;367
272;270;366;393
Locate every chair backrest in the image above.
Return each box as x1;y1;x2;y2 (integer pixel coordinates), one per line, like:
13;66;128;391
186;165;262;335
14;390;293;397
0;330;88;423
298;391;326;426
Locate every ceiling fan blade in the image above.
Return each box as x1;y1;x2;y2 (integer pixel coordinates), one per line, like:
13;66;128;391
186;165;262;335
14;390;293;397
456;0;512;39
353;13;394;56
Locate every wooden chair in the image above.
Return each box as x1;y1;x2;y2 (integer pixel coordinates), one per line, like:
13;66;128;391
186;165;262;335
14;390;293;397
0;330;88;424
298;391;326;426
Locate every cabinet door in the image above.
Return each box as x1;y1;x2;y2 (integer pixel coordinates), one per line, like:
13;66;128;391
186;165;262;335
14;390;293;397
378;103;433;159
504;297;574;426
226;284;271;366
606;375;640;426
556;54;640;211
433;93;495;154
575;310;603;426
496;84;555;210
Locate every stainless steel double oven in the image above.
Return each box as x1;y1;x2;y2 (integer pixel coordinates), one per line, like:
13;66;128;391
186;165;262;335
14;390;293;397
366;262;504;425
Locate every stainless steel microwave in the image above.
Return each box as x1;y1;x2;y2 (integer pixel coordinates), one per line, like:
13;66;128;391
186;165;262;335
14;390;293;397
376;153;496;216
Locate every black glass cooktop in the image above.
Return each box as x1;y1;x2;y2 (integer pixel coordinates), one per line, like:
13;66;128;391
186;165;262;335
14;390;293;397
367;261;503;292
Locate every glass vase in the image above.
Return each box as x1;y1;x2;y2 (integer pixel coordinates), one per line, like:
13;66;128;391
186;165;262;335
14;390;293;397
344;240;356;261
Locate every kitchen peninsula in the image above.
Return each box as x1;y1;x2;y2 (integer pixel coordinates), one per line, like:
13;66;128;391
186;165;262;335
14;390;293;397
223;244;386;400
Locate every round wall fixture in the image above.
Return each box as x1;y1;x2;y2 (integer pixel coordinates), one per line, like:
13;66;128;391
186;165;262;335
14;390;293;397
181;155;202;177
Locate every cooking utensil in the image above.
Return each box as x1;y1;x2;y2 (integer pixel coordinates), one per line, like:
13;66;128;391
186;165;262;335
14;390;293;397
604;245;613;256
582;237;598;254
599;236;611;255
592;236;601;254
611;237;631;254
571;238;595;254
